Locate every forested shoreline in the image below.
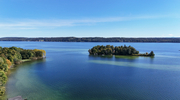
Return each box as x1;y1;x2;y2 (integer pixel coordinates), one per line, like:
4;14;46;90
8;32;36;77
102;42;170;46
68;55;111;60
0;37;180;42
0;46;46;96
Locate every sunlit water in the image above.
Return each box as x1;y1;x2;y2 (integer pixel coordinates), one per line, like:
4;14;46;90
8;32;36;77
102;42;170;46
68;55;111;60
0;42;180;100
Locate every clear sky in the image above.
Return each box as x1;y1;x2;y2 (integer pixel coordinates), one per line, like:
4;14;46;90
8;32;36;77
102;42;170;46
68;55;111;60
0;0;180;37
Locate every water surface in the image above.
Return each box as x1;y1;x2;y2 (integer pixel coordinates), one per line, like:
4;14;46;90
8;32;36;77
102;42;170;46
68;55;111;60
1;42;180;100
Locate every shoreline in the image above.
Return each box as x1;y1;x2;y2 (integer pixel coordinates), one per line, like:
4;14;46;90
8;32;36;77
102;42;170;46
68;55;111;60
0;46;46;97
1;57;46;99
0;37;180;43
13;57;45;65
89;54;155;57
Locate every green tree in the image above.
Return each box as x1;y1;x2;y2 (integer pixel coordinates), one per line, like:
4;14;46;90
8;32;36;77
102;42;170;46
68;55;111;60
0;71;7;86
148;51;155;56
35;51;43;57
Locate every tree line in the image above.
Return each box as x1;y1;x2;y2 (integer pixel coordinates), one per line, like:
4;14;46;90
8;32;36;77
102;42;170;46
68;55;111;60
0;46;46;96
88;45;155;56
0;37;180;42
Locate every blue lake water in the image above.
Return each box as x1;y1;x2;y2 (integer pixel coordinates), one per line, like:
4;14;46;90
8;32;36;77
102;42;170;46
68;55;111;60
1;42;180;100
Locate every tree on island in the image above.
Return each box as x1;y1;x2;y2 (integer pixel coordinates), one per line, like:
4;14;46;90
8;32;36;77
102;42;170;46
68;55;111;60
148;51;155;56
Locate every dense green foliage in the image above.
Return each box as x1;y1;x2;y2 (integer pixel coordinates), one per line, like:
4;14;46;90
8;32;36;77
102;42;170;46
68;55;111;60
0;71;7;96
0;57;8;96
0;46;46;96
0;37;180;42
88;45;139;55
149;51;155;56
88;45;155;56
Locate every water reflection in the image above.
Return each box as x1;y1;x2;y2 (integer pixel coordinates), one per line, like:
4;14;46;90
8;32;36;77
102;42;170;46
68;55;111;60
115;55;139;59
89;60;180;71
89;55;113;58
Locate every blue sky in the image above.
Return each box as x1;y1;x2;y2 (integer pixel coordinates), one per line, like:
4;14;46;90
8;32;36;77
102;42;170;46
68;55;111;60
0;0;180;37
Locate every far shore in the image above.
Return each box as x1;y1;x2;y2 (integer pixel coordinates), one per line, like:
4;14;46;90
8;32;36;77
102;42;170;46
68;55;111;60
0;37;180;43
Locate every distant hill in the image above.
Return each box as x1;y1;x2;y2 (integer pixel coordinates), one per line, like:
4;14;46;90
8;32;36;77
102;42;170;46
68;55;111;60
0;37;180;42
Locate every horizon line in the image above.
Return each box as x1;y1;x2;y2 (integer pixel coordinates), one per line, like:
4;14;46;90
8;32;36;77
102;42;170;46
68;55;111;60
0;36;180;38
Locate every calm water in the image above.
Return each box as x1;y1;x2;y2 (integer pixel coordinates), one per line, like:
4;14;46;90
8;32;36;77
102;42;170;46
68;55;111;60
1;42;180;100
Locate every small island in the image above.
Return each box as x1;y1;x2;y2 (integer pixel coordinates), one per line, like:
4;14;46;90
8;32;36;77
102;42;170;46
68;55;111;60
88;45;155;56
0;46;46;96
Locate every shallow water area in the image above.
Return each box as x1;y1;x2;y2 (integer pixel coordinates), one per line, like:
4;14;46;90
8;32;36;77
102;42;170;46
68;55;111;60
1;42;180;100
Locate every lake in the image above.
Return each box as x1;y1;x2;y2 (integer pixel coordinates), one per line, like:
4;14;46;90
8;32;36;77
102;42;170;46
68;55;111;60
1;42;180;100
